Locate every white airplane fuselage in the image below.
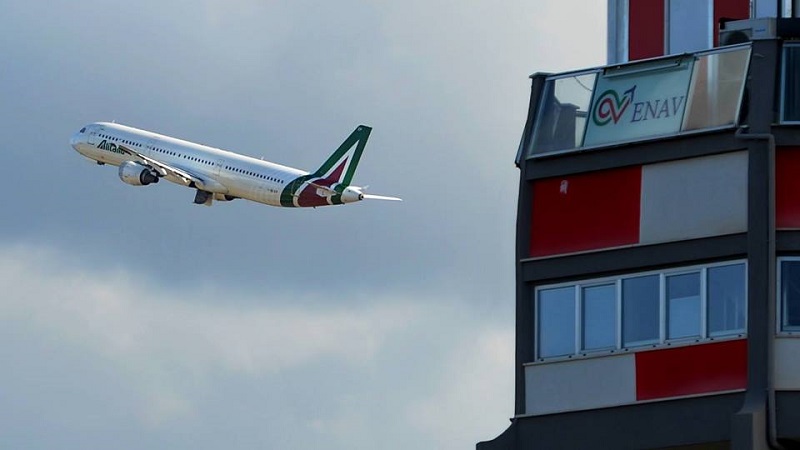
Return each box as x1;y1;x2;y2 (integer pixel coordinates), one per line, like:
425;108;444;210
70;122;398;207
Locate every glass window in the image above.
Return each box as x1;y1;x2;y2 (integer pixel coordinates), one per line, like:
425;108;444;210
525;46;753;159
533;260;746;361
781;260;800;331
783;45;800;122
666;272;701;339
622;275;660;347
538;287;576;358
682;46;750;130
707;263;746;335
530;72;597;155
581;284;616;351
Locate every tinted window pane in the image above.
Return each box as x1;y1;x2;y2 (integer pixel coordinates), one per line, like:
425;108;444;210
622;275;660;346
683;47;750;130
530;73;597;155
538;287;576;358
781;261;800;330
667;272;701;339
784;46;800;122
708;263;746;335
582;284;616;351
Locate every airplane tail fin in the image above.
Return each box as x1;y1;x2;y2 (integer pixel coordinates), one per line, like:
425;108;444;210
310;125;371;186
280;125;372;207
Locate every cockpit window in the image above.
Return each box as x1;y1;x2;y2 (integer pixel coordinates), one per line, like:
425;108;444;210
80;127;86;133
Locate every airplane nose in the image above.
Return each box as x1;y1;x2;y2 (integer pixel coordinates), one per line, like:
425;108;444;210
70;131;81;150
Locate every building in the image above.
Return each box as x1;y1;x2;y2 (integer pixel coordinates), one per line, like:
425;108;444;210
479;1;800;448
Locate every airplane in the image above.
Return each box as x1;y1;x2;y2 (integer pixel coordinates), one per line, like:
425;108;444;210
69;122;401;207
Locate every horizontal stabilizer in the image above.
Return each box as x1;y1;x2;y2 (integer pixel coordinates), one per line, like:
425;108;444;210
362;194;402;202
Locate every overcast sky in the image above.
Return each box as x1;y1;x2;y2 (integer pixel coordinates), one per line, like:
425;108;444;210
0;1;605;449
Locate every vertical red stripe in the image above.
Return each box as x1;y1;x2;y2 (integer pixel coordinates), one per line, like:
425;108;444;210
776;147;800;228
714;0;750;46
530;167;641;257
635;339;747;401
629;0;665;60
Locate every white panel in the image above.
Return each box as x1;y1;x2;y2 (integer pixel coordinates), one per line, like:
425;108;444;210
774;338;800;390
754;0;777;18
525;354;636;416
667;0;713;54
640;152;748;245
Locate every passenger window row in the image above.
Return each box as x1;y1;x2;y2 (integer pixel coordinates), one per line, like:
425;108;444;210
100;133;282;182
224;165;282;182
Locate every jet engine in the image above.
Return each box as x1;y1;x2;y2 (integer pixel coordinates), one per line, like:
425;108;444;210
118;161;159;186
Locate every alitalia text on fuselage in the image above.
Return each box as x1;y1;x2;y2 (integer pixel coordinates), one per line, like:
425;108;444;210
69;122;401;207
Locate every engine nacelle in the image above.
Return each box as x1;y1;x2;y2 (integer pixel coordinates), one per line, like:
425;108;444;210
118;161;159;186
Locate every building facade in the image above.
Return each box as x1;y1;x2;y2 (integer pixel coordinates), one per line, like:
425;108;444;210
479;1;800;448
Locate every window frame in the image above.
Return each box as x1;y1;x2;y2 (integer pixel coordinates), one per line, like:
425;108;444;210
664;269;704;341
777;257;800;334
780;42;800;124
706;262;747;337
528;68;601;158
533;259;747;362
536;285;579;358
622;273;662;348
580;282;619;352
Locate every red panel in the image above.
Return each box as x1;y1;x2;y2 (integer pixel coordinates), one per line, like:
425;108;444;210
530;167;641;257
713;0;750;46
635;339;747;401
777;147;800;228
629;0;665;60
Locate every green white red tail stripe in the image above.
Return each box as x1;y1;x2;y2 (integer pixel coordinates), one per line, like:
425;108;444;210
280;125;371;207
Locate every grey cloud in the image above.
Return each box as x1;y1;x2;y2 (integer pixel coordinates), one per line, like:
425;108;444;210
0;0;536;301
0;0;605;448
0;244;512;450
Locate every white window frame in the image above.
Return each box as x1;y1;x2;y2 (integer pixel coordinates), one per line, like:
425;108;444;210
580;282;618;352
536;285;579;358
622;273;662;348
533;259;747;362
664;269;703;341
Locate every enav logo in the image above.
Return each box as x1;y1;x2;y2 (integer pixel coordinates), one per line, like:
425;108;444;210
592;86;637;126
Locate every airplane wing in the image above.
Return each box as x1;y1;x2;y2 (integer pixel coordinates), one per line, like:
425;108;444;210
118;144;199;186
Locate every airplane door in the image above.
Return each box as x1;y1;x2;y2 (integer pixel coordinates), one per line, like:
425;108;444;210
214;158;225;176
88;129;98;145
145;138;156;157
